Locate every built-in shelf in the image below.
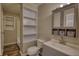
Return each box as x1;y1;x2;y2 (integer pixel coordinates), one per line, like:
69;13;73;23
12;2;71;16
23;8;36;19
23;7;37;13
24;16;36;20
23;25;36;27
23;39;37;43
23;33;36;36
21;4;37;53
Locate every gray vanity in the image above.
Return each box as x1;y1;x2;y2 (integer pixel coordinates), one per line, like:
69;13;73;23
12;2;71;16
41;40;79;56
42;44;68;56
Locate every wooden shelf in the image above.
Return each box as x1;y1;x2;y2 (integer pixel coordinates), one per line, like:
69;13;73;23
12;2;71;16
23;33;36;36
22;5;37;53
23;7;37;13
23;39;37;43
24;16;36;20
23;25;36;27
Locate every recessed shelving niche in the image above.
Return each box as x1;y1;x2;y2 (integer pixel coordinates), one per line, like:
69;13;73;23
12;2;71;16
21;4;38;53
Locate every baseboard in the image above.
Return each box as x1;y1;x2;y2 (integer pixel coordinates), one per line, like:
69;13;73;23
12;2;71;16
4;42;17;46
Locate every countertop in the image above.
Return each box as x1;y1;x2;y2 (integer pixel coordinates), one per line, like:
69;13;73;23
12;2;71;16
44;40;79;56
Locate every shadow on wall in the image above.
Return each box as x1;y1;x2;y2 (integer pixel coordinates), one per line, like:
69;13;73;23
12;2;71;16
38;14;52;39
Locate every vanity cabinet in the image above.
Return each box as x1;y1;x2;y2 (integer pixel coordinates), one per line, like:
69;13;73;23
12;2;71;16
52;4;78;38
42;44;68;56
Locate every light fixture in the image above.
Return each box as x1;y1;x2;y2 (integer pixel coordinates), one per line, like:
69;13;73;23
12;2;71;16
67;3;70;4
60;5;63;7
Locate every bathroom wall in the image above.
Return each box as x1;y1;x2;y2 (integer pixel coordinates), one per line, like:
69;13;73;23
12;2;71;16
38;3;66;39
16;15;20;47
0;3;3;55
0;3;2;55
38;3;79;45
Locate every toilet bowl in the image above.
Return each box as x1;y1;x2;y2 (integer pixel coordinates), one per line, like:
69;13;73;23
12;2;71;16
27;46;40;56
27;39;43;56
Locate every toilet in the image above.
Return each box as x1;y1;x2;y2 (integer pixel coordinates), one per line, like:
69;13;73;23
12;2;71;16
27;46;40;56
27;39;44;56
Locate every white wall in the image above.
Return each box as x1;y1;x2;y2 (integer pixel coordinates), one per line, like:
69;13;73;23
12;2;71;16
0;3;3;55
16;15;20;47
0;3;2;55
38;3;66;39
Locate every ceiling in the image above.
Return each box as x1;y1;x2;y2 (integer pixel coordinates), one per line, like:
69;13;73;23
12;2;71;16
32;3;43;7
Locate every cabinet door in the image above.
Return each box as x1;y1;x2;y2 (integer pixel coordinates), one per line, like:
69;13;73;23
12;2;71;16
53;12;61;28
63;8;75;28
42;44;68;56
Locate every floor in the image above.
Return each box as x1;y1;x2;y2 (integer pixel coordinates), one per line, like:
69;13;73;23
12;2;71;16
3;44;21;56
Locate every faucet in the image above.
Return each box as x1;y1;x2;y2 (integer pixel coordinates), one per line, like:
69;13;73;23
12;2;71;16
59;36;65;45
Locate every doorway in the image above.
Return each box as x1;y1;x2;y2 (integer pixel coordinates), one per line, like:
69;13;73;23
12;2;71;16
2;3;21;56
